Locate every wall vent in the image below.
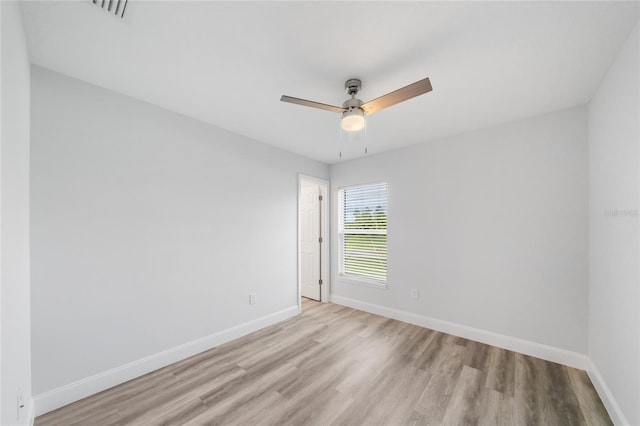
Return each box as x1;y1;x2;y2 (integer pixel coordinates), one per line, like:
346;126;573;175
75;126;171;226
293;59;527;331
91;0;128;19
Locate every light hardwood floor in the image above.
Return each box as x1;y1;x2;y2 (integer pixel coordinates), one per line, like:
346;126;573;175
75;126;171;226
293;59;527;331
36;299;612;425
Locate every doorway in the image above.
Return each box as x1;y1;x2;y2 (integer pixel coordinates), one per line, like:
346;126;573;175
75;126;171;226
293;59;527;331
298;176;328;308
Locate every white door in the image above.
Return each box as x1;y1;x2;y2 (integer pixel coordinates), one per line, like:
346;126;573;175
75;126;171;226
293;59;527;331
300;180;322;301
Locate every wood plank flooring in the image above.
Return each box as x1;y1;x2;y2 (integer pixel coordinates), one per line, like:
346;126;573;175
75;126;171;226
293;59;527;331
36;299;612;425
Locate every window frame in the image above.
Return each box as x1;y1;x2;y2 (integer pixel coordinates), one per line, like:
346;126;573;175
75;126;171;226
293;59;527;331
338;182;388;289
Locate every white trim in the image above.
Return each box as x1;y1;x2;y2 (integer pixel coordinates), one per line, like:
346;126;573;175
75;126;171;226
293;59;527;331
336;275;388;290
33;306;299;416
586;358;630;426
28;399;35;426
331;295;586;369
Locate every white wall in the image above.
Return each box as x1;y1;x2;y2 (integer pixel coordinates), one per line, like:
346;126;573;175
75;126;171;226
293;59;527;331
588;21;639;426
30;67;328;407
331;106;588;356
0;2;33;425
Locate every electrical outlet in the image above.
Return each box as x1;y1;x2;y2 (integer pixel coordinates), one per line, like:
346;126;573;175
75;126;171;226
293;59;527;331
411;288;419;300
249;293;257;305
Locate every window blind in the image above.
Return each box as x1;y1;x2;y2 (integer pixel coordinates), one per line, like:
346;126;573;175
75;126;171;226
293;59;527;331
339;182;387;282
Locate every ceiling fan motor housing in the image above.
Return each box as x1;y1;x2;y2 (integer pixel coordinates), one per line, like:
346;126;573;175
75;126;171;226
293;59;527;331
342;97;363;110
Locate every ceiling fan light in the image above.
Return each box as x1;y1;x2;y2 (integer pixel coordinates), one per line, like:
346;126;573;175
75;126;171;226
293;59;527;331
341;108;365;132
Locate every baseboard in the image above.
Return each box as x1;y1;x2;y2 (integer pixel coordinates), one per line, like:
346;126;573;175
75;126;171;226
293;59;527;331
586;358;630;426
33;305;299;417
331;295;586;370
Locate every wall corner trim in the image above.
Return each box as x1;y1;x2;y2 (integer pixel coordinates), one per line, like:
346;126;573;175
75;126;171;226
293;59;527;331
33;305;299;417
330;295;587;369
586;358;630;426
28;398;35;426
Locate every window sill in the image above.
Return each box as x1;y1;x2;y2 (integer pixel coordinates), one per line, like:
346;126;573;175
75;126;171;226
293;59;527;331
338;275;388;290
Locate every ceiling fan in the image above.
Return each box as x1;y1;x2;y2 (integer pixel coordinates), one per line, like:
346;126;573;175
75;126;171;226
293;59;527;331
280;77;433;132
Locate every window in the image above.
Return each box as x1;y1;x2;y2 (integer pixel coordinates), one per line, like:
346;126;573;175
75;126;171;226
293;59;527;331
338;182;388;283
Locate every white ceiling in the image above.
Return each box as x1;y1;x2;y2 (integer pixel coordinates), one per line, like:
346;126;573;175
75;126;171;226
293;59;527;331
20;1;639;164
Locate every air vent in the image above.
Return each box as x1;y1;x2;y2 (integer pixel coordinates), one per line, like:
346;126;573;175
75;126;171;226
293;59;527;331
91;0;128;19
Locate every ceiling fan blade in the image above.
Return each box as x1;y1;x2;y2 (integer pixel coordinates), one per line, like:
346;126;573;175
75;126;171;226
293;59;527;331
280;95;346;113
361;77;432;115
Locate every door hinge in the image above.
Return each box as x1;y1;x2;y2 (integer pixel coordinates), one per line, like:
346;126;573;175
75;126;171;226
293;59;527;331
319;237;323;243
319;195;323;201
319;279;323;285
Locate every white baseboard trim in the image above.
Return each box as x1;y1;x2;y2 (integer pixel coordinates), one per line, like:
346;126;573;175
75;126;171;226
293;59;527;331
586;358;630;426
331;295;586;370
33;306;299;417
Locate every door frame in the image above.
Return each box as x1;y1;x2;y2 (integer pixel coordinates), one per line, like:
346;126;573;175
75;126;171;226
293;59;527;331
297;174;330;312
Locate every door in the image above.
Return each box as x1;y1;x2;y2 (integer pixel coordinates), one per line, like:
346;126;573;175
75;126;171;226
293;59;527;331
300;180;322;301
